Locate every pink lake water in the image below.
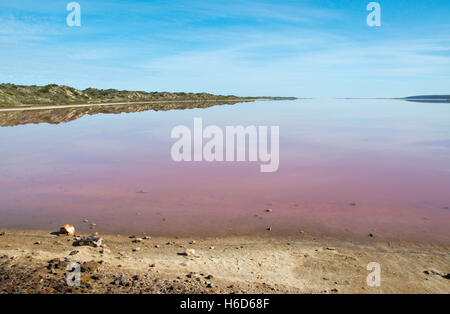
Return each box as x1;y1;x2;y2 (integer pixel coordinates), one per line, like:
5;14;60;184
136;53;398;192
0;99;449;243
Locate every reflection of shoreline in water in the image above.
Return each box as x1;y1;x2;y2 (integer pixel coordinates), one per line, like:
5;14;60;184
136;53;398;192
404;95;450;103
404;99;450;103
0;100;250;127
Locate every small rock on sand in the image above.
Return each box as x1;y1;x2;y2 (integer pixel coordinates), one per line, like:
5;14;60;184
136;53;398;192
132;238;143;243
80;261;100;273
113;275;125;286
47;258;68;270
265;209;273;213
424;269;445;276
184;248;196;257
75;236;103;248
100;248;111;254
59;224;75;236
132;247;141;252
69;250;79;256
0;232;5;236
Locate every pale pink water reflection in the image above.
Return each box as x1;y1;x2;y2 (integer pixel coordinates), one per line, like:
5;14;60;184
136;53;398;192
0;99;449;243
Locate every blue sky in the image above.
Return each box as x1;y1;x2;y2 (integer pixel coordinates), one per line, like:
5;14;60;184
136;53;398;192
0;0;449;97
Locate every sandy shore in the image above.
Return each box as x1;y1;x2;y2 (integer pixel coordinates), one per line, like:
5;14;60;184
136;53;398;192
0;229;448;294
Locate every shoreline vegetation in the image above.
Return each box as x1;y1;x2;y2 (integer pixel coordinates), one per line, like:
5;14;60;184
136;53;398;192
0;83;296;108
0;229;449;294
0;83;296;127
404;95;450;103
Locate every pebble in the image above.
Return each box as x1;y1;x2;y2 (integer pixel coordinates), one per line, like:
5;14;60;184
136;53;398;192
132;247;141;252
80;261;100;273
34;241;41;245
424;269;444;276
75;236;103;248
185;249;196;257
114;275;125;285
59;224;75;236
265;209;273;213
69;250;79;256
132;238;143;243
0;232;5;236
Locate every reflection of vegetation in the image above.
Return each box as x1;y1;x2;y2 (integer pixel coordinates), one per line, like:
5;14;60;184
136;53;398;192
0;83;297;126
0;83;257;107
0;100;250;127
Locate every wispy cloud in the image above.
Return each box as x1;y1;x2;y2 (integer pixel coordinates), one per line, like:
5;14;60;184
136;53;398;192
0;0;448;97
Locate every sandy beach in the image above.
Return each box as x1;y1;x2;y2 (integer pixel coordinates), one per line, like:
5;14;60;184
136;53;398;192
0;229;448;294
